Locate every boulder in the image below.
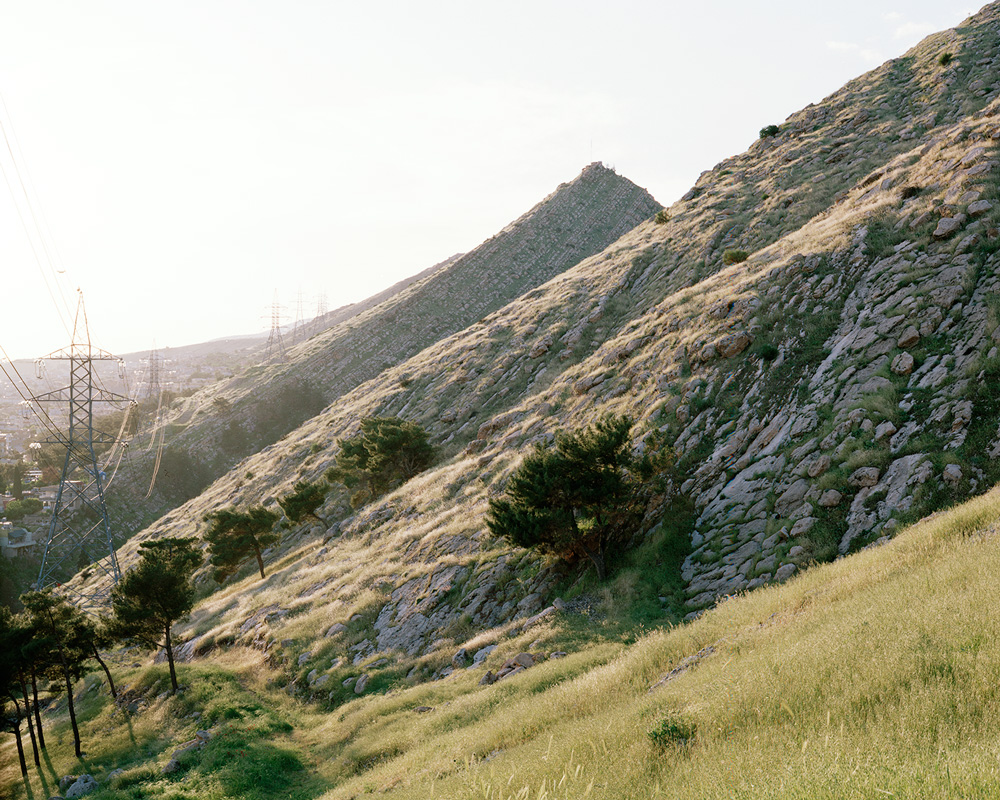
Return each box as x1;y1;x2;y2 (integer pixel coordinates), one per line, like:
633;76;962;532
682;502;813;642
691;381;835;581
943;464;963;485
807;455;831;478
818;490;843;508
896;326;920;349
774;479;809;517
715;331;753;358
968;199;994;217
472;645;497;665
354;674;370;694
848;467;881;487
65;776;99;798
452;648;469;668
775;564;798;582
890;352;914;375
933;214;966;239
875;421;898;441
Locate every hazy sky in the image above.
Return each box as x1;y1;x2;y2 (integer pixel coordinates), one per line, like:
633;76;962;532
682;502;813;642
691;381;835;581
0;1;978;359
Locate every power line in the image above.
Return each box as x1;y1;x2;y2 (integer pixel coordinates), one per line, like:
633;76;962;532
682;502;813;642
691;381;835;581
0;92;74;335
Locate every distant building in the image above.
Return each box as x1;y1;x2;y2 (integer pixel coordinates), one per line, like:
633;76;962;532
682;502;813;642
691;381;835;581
0;523;38;559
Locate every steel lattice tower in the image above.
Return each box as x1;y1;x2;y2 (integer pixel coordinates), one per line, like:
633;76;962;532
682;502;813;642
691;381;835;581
312;291;328;335
34;294;129;610
263;291;286;363
142;346;164;401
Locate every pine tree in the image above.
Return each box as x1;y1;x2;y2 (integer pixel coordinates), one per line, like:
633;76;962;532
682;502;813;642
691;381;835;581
109;538;201;694
277;481;329;526
203;506;280;582
20;591;94;758
326;417;435;507
487;415;671;581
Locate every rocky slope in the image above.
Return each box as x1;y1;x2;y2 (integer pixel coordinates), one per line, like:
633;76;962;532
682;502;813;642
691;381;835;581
105;163;661;533
69;2;1000;694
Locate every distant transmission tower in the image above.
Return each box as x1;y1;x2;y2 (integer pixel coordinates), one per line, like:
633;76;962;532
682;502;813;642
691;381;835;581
141;346;164;401
313;291;328;335
33;293;129;610
263;291;287;363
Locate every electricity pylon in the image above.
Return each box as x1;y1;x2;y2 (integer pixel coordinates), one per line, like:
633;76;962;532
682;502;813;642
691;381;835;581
141;346;164;401
312;291;328;335
33;293;129;610
263;291;286;363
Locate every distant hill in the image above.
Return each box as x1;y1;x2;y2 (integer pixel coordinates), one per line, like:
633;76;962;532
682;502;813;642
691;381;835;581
104;162;661;533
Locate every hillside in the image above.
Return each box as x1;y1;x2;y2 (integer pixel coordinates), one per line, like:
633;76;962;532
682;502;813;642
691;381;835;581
8;469;1000;797
78;1;1000;623
11;3;1000;797
105;163;660;533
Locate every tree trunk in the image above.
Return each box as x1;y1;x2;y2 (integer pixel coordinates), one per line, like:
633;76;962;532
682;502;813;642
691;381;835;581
61;654;82;758
17;674;39;767
92;646;117;700
254;543;266;580
30;668;45;750
10;704;27;776
578;539;607;582
165;623;178;694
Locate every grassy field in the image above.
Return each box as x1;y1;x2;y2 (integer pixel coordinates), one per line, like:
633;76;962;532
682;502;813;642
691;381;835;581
6;486;1000;799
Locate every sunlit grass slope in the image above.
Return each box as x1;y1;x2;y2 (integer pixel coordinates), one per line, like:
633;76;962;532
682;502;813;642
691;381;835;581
313;487;1000;800
7;487;1000;799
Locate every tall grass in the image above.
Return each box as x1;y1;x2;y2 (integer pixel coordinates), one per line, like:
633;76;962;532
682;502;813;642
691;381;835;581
6;490;1000;799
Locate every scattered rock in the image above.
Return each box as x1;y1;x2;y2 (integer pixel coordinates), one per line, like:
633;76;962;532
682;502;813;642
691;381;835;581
932;214;966;239
472;645;497;665
325;623;346;638
807;455;831;478
891;352;914;375
452;648;469;668
896;326;920;349
849;467;881;488
354;674;370;694
818;490;843;508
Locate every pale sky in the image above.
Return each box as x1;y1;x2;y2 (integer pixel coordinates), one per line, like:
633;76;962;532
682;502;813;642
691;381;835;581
0;1;979;360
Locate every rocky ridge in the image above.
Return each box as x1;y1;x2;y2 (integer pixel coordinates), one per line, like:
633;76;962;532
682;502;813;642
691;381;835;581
69;4;1000;692
105;162;661;536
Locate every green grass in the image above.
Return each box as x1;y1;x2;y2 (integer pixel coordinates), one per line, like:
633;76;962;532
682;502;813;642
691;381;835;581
10;489;1000;799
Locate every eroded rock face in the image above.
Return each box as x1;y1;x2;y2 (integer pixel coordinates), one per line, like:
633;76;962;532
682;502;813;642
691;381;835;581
70;7;1000;675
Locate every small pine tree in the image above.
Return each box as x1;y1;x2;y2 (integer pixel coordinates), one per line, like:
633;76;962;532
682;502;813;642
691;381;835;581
108;538;201;693
0;607;30;775
487;415;672;581
203;506;280;582
326;417;435;507
20;591;96;757
278;481;329;526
